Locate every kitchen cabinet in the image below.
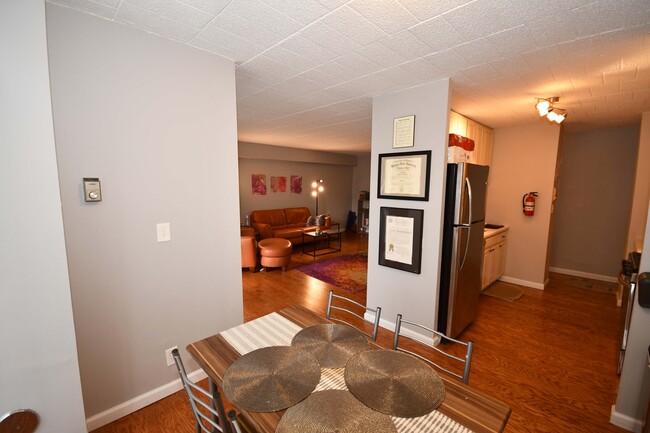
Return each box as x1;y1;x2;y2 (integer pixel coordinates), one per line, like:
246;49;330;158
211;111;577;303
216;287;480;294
482;228;508;290
449;111;493;166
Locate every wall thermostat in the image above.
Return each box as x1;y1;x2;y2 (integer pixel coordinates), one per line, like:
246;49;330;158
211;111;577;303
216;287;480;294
83;178;102;202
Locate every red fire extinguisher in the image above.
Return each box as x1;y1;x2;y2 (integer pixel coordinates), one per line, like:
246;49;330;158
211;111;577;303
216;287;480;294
522;192;538;216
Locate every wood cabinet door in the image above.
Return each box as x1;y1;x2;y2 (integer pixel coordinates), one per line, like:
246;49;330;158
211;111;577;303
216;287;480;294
482;246;492;290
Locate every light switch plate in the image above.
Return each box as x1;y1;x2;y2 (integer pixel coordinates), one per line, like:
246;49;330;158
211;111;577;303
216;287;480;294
157;223;171;242
83;178;102;202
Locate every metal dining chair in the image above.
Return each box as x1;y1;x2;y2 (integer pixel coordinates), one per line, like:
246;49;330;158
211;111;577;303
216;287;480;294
172;349;244;433
326;290;382;341
392;314;474;384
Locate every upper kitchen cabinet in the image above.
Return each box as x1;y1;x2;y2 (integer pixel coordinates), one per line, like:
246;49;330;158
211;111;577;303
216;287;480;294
449;111;493;166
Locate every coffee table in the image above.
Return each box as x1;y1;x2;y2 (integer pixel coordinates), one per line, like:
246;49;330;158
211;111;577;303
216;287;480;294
302;223;341;258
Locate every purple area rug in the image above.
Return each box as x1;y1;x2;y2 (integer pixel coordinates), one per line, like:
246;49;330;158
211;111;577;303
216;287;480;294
296;252;368;293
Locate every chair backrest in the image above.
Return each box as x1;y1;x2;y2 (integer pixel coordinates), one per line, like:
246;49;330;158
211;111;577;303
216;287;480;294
326;290;381;341
392;314;474;384
173;349;233;433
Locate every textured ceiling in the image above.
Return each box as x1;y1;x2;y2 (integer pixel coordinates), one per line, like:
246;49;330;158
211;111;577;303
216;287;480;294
48;0;650;154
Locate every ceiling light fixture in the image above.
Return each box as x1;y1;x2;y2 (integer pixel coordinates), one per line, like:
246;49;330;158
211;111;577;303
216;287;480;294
535;97;567;124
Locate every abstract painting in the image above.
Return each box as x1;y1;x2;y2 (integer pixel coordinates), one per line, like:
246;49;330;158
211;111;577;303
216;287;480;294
271;176;287;193
290;175;302;194
252;174;267;195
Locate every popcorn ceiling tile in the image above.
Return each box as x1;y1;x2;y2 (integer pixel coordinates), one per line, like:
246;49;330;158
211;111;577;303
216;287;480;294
379;30;435;60
454;38;503;67
300;22;363;56
489;56;532;76
410;16;467;52
225;0;303;38
281;35;339;64
264;46;323;71
92;0;120;7
604;68;638;83
195;25;265;61
297;68;344;87
124;0;213;28
398;58;445;81
260;0;330;24
424;48;470;72
355;41;410;68
334;52;384;75
176;0;230;15
210;10;285;47
460;64;501;82
189;38;238;61
590;81;621;97
321;6;387;47
315;60;362;82
49;0;117;18
397;0;472;21
315;0;350;10
486;26;539;57
348;0;418;35
442;0;507;40
115;2;198;42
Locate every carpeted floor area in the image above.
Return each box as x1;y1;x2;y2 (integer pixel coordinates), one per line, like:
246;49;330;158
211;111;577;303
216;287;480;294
296;252;368;293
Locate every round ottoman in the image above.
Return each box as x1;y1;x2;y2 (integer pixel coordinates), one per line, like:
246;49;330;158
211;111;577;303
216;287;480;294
258;238;292;272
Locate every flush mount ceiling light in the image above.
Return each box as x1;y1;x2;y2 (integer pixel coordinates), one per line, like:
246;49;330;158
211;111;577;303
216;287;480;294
535;97;567;124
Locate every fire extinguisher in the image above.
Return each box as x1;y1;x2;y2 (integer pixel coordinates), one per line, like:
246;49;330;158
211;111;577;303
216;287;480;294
522;192;538;216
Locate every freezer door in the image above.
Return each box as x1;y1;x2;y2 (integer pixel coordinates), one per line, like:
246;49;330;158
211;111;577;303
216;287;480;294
446;220;485;338
453;163;489;225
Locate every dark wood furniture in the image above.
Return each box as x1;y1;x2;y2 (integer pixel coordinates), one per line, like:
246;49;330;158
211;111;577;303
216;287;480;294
187;304;511;433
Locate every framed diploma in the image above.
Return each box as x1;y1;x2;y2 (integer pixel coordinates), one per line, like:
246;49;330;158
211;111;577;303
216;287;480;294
378;207;424;274
377;150;431;201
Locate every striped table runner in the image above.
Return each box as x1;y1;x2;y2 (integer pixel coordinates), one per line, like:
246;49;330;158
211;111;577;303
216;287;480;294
220;313;472;433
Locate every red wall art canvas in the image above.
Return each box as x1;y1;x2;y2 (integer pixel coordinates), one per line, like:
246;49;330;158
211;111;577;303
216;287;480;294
270;176;287;193
290;175;302;194
251;174;267;195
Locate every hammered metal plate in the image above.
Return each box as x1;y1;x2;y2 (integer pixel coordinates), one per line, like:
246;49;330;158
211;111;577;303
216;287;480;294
291;324;369;368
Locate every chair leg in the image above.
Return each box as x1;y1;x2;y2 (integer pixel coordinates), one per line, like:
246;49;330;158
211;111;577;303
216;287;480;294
209;380;232;433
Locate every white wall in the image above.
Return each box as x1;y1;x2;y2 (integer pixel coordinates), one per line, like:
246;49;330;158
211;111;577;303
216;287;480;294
238;142;356;225
367;80;450;332
0;1;87;431
626;112;650;254
486;124;561;289
46;5;242;427
550;126;639;279
612;200;650;431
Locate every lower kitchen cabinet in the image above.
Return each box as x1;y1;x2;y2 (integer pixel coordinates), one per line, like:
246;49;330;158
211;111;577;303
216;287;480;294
482;229;508;290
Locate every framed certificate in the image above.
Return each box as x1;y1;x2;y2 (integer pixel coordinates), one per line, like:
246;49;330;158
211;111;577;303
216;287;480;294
378;207;424;274
377;150;431;201
393;115;415;148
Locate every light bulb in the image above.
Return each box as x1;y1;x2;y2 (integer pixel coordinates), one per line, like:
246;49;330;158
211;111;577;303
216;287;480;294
554;113;565;123
311;191;317;197
311;181;317;188
536;100;550;116
318;186;324;192
547;111;558;122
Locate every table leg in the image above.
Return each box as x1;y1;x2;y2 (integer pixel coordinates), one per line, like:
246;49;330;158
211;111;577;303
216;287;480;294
209;379;232;433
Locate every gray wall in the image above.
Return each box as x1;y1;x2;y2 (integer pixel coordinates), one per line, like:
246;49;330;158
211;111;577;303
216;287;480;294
351;153;372;213
550;126;639;278
367;80;450;332
486;124;561;289
238;142;357;225
46;5;242;423
1;1;87;431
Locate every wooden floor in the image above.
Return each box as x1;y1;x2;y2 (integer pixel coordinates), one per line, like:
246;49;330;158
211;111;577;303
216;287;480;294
94;232;628;433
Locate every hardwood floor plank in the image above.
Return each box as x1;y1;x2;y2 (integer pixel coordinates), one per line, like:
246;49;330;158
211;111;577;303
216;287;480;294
93;233;628;433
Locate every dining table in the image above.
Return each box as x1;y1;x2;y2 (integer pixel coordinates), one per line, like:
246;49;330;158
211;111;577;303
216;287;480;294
187;304;511;433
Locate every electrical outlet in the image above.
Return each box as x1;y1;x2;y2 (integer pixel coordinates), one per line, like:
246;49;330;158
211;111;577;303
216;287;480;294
165;346;178;367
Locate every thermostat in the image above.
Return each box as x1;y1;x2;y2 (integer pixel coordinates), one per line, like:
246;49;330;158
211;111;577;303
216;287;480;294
83;178;102;202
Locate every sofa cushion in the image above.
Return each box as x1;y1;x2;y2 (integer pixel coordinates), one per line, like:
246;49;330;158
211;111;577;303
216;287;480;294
284;207;312;225
251;209;287;227
306;216;317;226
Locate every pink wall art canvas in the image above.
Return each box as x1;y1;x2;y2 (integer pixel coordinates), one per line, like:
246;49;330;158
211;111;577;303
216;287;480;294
270;176;286;193
252;174;267;195
291;175;302;194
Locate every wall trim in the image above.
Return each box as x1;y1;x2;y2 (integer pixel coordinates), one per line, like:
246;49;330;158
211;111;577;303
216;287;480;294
549;267;618;283
86;369;206;431
498;276;545;290
610;404;643;432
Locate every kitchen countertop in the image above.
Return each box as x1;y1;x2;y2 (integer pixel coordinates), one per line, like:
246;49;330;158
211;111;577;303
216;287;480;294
484;225;509;238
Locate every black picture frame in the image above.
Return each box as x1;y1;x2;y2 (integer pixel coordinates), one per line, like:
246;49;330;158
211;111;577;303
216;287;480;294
377;150;431;201
378;207;424;274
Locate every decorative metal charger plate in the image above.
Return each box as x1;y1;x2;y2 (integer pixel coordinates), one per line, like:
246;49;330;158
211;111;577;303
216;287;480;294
222;346;320;412
276;389;397;433
291;324;369;368
344;350;445;418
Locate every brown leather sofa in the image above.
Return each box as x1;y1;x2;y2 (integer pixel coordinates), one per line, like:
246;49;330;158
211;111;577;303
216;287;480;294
250;207;331;245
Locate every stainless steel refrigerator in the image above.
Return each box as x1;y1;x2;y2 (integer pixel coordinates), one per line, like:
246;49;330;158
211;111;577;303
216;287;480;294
437;162;489;339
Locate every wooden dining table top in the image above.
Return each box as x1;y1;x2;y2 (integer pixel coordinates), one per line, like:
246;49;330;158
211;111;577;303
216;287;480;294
187;304;511;433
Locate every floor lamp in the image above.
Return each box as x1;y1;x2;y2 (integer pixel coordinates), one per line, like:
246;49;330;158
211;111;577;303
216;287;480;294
311;179;324;215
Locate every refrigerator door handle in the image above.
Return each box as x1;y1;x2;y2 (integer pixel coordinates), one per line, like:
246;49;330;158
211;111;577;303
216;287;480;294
458;177;473;270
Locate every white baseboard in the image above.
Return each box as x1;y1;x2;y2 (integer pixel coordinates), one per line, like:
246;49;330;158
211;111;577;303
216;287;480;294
86;369;207;431
369;314;439;347
610;404;643;432
499;275;545;290
548;267;618;283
